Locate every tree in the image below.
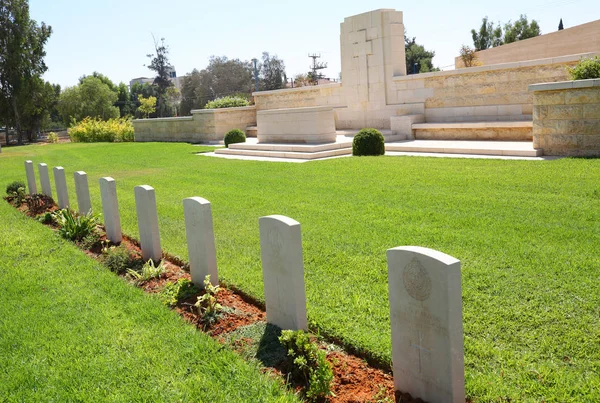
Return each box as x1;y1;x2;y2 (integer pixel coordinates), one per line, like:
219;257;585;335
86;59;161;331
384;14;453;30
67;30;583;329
146;36;173;118
259;52;286;91
79;72;117;93
180;69;207;115
57;76;119;124
0;0;52;144
137;95;156;118
130;82;159;118
459;45;481;67
201;56;253;99
293;73;311;87
18;76;59;142
471;17;503;50
405;33;438;74
117;82;133;117
558;18;564;31
503;15;541;44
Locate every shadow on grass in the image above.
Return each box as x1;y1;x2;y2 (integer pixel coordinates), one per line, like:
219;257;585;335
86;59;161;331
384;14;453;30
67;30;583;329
224;322;287;368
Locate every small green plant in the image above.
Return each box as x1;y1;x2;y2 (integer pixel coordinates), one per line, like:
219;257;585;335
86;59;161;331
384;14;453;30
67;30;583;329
7;186;26;207
102;245;141;275
278;329;334;401
37;211;57;225
126;259;165;285
353;128;385;156
6;181;26;195
79;231;101;250
47;132;59;143
568;56;600;80
204;96;249;109
55;209;97;242
159;278;198;307
194;275;223;329
224;129;246;148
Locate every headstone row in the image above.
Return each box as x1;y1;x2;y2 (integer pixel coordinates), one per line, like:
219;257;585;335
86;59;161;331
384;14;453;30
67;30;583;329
24;160;465;403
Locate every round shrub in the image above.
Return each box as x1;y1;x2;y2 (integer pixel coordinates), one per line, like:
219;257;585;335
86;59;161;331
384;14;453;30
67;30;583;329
224;129;246;148
6;181;26;195
352;128;385;156
568;56;600;80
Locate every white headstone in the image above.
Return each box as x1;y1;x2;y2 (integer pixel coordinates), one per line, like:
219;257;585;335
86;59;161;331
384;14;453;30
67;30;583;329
134;185;161;262
259;215;307;331
38;163;52;198
387;246;465;403
53;166;69;209
24;160;37;195
99;177;122;244
183;197;218;288
74;171;92;215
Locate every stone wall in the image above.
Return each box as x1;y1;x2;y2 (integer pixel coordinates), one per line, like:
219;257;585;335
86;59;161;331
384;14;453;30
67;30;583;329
530;79;600;156
392;55;584;123
455;19;600;68
133;106;256;143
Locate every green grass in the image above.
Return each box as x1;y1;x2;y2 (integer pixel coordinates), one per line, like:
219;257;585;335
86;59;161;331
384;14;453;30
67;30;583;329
0;198;298;402
1;142;600;401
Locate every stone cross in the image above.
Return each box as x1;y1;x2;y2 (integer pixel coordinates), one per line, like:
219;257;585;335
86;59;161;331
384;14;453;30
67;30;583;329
74;171;92;215
24;160;37;195
53;167;69;209
351;29;374;101
183;197;219;288
134;185;161;262
259;215;308;331
99;177;122;244
38;163;53;198
387;246;465;403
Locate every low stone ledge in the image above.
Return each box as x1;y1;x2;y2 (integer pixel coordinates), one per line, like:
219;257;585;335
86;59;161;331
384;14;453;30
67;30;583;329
191;106;256;114
529;78;600;92
257;105;334;115
134;116;193;122
252;83;341;97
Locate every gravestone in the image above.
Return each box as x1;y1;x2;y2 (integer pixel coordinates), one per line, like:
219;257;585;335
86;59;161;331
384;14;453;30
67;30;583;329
134;185;161;262
99;177;122;243
74;171;92;215
38;163;53;198
259;215;307;331
53;167;70;209
24;160;37;194
183;197;218;288
387;246;465;403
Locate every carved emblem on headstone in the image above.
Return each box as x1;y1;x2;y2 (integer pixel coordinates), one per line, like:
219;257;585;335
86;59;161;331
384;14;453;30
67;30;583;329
402;257;432;301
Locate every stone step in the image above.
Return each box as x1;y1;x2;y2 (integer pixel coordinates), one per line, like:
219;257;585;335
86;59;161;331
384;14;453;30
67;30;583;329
385;140;543;157
412;121;533;141
227;141;352;153
214;147;352;160
245;125;257;137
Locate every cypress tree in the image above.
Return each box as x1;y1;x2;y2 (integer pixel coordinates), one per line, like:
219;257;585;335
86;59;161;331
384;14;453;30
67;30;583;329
558;18;564;30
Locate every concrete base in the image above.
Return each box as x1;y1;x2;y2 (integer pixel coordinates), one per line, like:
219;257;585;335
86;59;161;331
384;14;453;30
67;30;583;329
413;121;533;141
386;140;542;157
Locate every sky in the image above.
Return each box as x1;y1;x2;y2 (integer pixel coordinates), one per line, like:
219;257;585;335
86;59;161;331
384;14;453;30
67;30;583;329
30;0;599;89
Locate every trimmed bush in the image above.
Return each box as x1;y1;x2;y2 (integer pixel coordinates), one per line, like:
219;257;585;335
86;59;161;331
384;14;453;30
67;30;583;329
47;132;59;143
6;181;25;195
352;128;385;156
224;129;246;148
69;117;134;143
204;96;250;109
568;56;600;80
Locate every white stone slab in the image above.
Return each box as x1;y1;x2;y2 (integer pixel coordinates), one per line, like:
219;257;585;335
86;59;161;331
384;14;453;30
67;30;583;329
387;246;465;403
24;160;37;195
134;185;161;262
38;163;52;198
259;215;308;331
74;171;92;215
183;197;218;288
53;167;69;209
99;177;122;244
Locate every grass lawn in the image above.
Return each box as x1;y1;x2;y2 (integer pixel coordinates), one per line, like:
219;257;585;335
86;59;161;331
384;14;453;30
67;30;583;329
0;193;298;402
1;142;599;402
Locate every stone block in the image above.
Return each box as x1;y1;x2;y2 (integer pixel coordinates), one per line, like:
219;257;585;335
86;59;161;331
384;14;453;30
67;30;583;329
74;171;92;215
565;88;600;105
387;246;464;403
99;177;122;244
583;104;600;118
134;185;162;262
390;114;424;139
547;104;583;119
24;160;37;195
259;215;307;331
535;91;565;106
183;197;218;288
53;167;69;209
38;163;52;198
